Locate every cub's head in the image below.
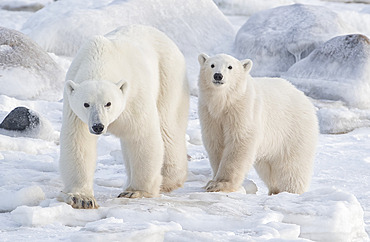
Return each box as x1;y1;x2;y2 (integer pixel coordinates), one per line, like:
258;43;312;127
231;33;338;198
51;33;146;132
198;53;252;90
65;79;128;135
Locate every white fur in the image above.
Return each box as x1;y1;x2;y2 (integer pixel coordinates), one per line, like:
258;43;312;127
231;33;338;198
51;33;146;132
58;25;189;208
198;53;318;195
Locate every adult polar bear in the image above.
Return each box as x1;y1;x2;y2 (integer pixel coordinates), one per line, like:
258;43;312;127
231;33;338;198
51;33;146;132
58;25;189;209
198;53;318;195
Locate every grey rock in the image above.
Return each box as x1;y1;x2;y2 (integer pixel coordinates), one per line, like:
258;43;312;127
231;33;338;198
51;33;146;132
0;107;40;131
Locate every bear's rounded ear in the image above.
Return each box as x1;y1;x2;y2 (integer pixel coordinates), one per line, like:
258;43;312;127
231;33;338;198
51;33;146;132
198;53;209;66
241;59;253;73
116;79;128;94
65;80;78;96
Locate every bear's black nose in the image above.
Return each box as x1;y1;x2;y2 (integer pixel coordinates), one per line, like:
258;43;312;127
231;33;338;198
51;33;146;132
92;123;104;133
213;73;223;81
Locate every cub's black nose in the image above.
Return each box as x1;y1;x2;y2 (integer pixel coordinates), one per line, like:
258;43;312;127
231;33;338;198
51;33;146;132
213;73;223;81
92;123;104;133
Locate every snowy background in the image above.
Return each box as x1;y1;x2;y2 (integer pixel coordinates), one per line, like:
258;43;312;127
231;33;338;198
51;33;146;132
0;0;370;241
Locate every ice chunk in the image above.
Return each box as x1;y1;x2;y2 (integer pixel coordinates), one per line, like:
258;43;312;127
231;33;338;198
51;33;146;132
266;188;368;241
11;202;105;226
0;186;45;212
72;219;182;241
234;4;352;77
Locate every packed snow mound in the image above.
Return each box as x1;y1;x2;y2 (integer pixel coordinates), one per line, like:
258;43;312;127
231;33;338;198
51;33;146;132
234;4;352;77
309;99;370;134
0;27;64;101
284;34;370;109
213;0;293;16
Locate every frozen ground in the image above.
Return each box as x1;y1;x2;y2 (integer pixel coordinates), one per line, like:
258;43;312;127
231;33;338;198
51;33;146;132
0;0;370;241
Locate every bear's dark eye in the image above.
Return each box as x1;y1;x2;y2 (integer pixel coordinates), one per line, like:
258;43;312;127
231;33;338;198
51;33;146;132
84;103;90;108
228;66;233;70
211;64;215;68
105;102;111;107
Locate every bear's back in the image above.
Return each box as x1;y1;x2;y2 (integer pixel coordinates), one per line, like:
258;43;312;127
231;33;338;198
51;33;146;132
253;76;318;156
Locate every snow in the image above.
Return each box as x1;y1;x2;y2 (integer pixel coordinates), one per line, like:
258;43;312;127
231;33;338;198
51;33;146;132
0;0;370;241
21;0;234;95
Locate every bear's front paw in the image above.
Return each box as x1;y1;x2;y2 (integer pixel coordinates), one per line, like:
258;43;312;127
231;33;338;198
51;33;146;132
58;192;99;209
205;180;237;192
117;190;154;199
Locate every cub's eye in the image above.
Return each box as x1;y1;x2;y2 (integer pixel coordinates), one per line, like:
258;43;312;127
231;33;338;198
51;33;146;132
211;64;215;68
228;66;233;70
84;103;90;108
105;102;111;107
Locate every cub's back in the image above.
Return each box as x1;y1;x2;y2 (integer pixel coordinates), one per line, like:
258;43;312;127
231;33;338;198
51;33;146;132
253;77;318;155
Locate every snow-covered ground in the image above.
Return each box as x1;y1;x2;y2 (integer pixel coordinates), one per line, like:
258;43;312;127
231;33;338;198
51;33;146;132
0;0;370;241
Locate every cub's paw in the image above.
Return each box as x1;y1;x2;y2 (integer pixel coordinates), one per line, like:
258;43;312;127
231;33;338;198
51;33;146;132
117;190;154;199
58;192;99;209
205;180;237;193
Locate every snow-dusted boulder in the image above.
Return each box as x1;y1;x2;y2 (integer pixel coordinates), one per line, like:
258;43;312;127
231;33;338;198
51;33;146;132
234;4;351;77
22;0;234;58
0;27;64;100
284;34;370;109
213;0;293;16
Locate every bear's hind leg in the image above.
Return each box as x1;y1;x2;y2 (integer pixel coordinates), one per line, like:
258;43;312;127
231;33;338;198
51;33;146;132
254;159;276;195
265;155;313;195
117;111;165;198
158;73;189;193
160;124;188;193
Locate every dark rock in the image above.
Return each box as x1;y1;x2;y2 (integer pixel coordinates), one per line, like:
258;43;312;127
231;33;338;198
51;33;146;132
0;107;40;131
1;3;44;12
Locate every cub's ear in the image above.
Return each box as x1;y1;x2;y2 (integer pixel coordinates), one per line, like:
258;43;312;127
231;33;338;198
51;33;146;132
116;79;128;94
198;53;209;66
241;59;253;73
65;80;78;96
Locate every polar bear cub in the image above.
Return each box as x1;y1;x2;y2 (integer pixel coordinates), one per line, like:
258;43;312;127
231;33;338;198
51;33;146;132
198;53;318;195
58;25;189;209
